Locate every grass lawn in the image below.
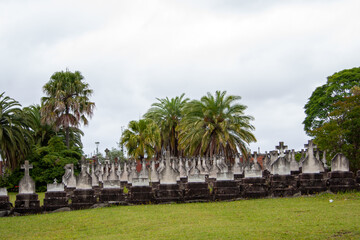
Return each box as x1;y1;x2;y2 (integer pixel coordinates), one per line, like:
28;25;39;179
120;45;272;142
1;192;360;240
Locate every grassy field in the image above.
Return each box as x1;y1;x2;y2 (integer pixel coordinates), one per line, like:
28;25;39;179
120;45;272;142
1;192;360;240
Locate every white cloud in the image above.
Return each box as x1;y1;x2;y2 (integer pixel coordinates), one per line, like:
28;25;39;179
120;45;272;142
0;0;359;155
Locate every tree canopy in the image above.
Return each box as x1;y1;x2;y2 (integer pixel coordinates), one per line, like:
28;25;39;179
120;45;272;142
143;93;188;157
303;67;360;134
120;119;161;160
41;70;95;149
178;91;256;159
304;67;360;171
0;93;33;170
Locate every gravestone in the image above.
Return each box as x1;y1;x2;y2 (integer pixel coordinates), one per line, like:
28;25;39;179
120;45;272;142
188;158;206;183
289;150;300;175
232;154;244;180
184;157;210;202
244;153;262;178
132;160;150;187
299;140;326;195
155;152;182;203
271;143;291;176
301;140;325;174
71;163;96;210
149;160;160;189
43;179;68;211
62;164;76;199
242;153;267;198
14;161;41;214
120;162;129;184
130;160;153;204
208;156;220;179
327;153;355;192
0;188;12;215
178;158;187;181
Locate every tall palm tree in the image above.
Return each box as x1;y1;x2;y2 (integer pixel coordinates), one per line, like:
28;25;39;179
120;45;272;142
178;91;256;159
0;92;33;170
144;93;188;157
120;119;161;160
41;70;95;149
23;104;84;148
23;105;55;146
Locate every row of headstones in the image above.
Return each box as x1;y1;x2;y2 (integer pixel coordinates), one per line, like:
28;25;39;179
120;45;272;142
0;140;358;216
62;140;342;187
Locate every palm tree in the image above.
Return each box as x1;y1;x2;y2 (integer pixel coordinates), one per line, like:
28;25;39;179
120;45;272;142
0;93;33;170
178;91;256;159
41;70;95;149
120;119;161;160
144;94;189;157
23;105;55;146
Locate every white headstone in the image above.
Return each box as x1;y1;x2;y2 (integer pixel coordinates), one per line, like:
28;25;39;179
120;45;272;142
159;152;178;184
0;187;8;196
331;153;349;172
19;160;36;194
301;140;325;174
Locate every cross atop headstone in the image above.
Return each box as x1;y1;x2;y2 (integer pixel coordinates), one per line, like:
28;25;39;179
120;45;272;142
304;140;317;158
21;160;33;177
276;142;288;158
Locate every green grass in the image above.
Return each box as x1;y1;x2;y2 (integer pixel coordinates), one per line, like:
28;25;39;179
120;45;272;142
1;192;360;240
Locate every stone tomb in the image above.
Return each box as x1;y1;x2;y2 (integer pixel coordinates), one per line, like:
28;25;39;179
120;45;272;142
299;141;326;195
0;188;12;216
155;153;182;203
213;180;240;200
129;160;153;204
183;158;209;202
14;161;41;214
241;177;268;199
63;164;76;200
270;175;298;197
71;164;96;210
327;154;356;193
43;180;68;211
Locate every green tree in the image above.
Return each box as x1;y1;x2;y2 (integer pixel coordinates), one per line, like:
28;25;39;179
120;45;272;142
120;119;161;160
303;67;360;134
144;93;189;157
41;70;95;149
311;86;360;171
23;105;55;146
0;135;81;192
0;93;33;170
178;91;256;159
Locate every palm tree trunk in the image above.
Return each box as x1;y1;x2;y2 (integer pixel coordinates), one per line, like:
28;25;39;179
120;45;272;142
65;126;70;149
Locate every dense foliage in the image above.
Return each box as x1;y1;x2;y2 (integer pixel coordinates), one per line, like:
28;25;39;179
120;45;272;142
121;119;161;160
0;93;33;170
178;91;256;158
311;86;360;170
144;93;188;157
123;91;256;160
303;67;360;134
1;69;93;190
41;70;95;149
0;136;81;192
304;67;360;171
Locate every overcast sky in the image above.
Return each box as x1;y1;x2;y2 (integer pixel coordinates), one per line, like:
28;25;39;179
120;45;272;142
1;0;360;157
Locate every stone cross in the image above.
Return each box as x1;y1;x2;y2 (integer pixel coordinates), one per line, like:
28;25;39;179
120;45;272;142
21;160;33;177
304;140;317;159
276;142;288;158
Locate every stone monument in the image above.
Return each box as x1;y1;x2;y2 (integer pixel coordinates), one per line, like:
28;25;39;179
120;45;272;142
14;161;41;214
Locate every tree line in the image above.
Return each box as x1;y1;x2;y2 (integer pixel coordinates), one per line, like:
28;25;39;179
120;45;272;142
0;70;94;191
120;91;257;162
